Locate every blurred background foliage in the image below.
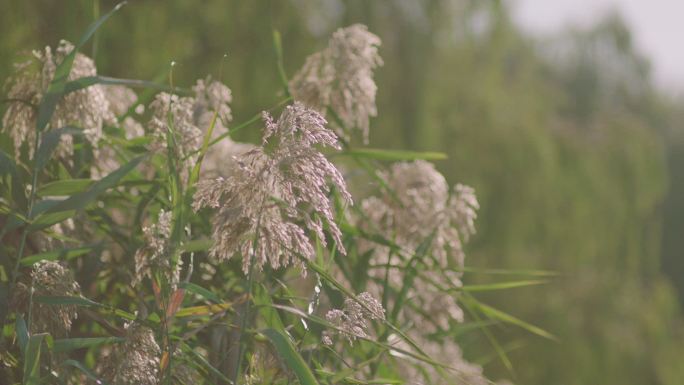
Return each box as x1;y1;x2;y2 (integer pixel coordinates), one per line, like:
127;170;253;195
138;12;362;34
1;1;683;384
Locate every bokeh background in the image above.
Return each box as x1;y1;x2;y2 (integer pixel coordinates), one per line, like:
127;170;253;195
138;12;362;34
2;1;683;384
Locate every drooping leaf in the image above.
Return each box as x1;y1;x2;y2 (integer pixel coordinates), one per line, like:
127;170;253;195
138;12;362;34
20;244;99;266
37;179;93;197
27;210;76;231
342;148;448;161
0;149;27;209
34;295;104;308
460;279;549;292
53;337;124;353
174;303;232;318
461;296;515;375
39;154;146;216
23;333;51;385
179;282;221;304
263;328;320;385
63;75;187;95
16;315;29;356
33;126;81;172
35;2;127;133
61;360;108;384
180;239;213;253
465;295;557;341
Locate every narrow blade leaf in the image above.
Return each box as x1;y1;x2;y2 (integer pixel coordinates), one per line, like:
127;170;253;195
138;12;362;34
263;328;320;385
53;337;124;353
343;148;448;161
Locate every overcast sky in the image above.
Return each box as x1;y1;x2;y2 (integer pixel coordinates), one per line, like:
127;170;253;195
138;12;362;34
512;0;684;92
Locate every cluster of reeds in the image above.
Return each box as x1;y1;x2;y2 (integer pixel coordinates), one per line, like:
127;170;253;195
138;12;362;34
0;3;552;384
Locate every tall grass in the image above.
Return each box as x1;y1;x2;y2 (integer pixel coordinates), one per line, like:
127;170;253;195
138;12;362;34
0;3;552;384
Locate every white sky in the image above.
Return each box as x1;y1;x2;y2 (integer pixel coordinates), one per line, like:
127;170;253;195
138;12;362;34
512;0;684;92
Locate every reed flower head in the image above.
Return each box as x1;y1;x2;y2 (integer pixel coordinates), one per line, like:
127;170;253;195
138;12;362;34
392;333;491;385
148;78;233;171
450;183;479;242
10;261;81;337
193;102;351;274
322;291;385;345
360;160;479;330
364;160;477;267
148;92;203;161
2;40;115;162
193;76;233;129
290;24;382;143
104;85;138;117
200;136;254;179
102;323;160;385
133;210;181;288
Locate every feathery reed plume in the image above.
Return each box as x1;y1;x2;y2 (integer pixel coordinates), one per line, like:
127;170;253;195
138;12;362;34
148;92;203;162
148;77;233;171
360;160;479;330
200;136;254;179
91;85;146;178
322;292;385;345
192;75;233;130
290;24;382;143
391;333;492;385
104;85;138;117
2;40;115;162
11;261;81;337
101;323;160;385
104;84;145;140
133;210;180;288
193;102;351;273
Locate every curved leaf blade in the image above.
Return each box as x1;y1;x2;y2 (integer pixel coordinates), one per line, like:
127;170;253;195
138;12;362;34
263;328;320;385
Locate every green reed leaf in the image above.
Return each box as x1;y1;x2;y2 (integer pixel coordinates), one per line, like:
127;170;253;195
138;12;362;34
53;337;124;353
179;282;221;304
263;328;320;385
20;244;99;266
342;148;448;161
37;179;93;197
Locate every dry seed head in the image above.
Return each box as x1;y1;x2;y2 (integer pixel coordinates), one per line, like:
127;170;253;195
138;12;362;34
2;40;115;163
363;160;476;267
322;291;384;345
359;160;479;331
450;183;480;242
290;24;382;143
101;323;160;385
104;85;138;117
10;261;81;337
192;76;233;128
148;92;203;161
147;78;233;172
193;102;350;274
133;210;181;288
200;136;254;179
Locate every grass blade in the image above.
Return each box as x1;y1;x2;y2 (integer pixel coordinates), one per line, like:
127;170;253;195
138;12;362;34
53;337;124;353
35;2;127;133
342;148;448;161
34;295;104;308
179;282;221;304
460;279;549;292
466;295;558;341
62;360;108;384
33;126;81;172
263;328;320;385
20;244;99;266
37;179;93;197
23;333;50;385
42;154;146;215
